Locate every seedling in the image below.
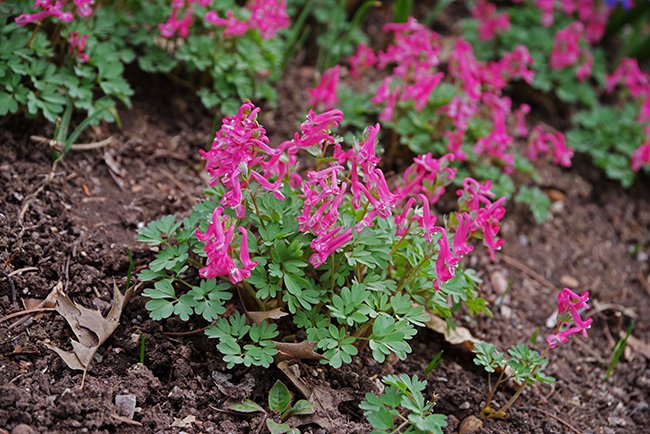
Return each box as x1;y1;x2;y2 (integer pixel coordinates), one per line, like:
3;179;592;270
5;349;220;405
226;380;314;434
360;374;447;433
605;322;634;380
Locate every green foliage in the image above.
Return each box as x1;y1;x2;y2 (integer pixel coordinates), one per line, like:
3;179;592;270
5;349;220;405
227;380;314;433
0;2;133;138
515;186;551;224
360;374;447;434
567;103;648;187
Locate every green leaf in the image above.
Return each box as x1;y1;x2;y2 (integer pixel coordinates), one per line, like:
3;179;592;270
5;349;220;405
266;419;291;434
226;400;265;414
268;380;292;414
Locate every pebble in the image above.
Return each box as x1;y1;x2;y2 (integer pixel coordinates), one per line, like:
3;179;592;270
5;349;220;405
115;394;137;419
459;401;471;410
560;275;580;289
458;415;483;433
490;270;508;294
11;425;37;434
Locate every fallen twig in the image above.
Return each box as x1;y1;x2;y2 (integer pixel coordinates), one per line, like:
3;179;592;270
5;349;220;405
7;267;39;277
0;307;56;325
499;254;556;290
30;135;113;151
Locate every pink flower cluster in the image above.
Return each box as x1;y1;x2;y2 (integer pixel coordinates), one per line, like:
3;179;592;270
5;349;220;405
198;102;507;291
605;58;650;171
15;0;95;26
367;18;444;121
349;43;377;78
472;0;510;41
527;126;573;168
196;207;258;283
68;32;89;63
546;288;593;348
308;66;341;110
536;0;609;43
164;0;289;40
550;22;594;81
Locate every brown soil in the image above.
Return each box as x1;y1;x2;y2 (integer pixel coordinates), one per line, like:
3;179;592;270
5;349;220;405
2;10;650;434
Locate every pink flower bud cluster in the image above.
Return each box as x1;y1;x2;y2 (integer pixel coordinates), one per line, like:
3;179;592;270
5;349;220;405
15;0;95;27
195;207;258;283
349;42;377;78
472;0;510;41
546;288;593;348
527;126;573;168
160;0;288;40
68;32;89;63
605;58;650;171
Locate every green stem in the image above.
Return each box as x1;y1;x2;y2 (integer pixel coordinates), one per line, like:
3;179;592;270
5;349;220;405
397;252;433;292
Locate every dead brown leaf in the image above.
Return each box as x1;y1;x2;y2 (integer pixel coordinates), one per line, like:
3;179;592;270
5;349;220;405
44;282;134;387
426;314;479;350
273;341;323;362
246;307;288;325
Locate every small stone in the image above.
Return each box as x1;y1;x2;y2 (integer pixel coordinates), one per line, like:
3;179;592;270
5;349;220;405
550;201;565;214
500;305;513;319
458;415;483;433
490;270;508;294
560;275;580;289
115;394;137;419
459;401;471;410
11;425;37;434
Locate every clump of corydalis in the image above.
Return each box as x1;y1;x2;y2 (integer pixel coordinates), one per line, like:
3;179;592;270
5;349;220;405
15;0;95;26
160;0;289;39
138;102;504;369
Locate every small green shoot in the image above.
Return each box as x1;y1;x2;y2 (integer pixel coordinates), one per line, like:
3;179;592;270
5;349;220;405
605;322;634;380
139;334;145;365
424;350;444;375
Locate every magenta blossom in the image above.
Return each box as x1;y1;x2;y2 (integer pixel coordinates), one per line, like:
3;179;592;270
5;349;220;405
547;288;593;348
68;32;89;62
205;10;248;36
308;66;341;110
550;22;585;71
433;227;461;290
349;42;377;78
247;0;289;39
473;0;510;41
15;0;74;26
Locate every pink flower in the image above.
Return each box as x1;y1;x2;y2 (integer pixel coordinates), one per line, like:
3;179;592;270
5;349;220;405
631;128;650;171
414;194;437;243
433;227;461;290
73;0;93;17
201;102;281;217
452;212;474;256
68;32;89;63
308;66;341;110
205;10;248;36
527;126;573;168
372;77;400;122
605;58;649;98
536;0;555;26
309;226;353;267
546;288;593;348
401;72;444;110
230;227;259;283
15;0;74;26
159;5;193;38
247;0;289;40
550;22;585;70
349;42;377;78
497;45;535;85
473;0;510;41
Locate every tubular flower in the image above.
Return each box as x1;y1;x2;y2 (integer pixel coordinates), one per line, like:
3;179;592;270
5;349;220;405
15;1;74;26
349;42;377;78
546;288;593;348
433;227;461;290
205;10;248;36
473;0;510;41
68;32;89;63
308;66;341;110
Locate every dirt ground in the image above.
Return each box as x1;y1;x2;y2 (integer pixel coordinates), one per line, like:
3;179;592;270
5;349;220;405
2;6;650;434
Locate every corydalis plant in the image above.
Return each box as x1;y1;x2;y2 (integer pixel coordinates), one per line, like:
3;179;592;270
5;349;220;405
473;287;593;419
138;102;504;369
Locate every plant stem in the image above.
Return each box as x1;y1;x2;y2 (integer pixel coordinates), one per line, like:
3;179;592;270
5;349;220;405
397;252;433;292
482;369;506;416
390;221;413;256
